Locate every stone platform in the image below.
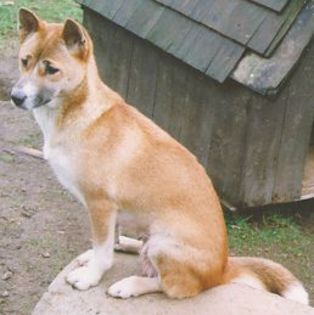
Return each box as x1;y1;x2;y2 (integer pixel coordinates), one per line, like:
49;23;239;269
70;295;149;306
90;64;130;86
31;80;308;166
33;252;314;315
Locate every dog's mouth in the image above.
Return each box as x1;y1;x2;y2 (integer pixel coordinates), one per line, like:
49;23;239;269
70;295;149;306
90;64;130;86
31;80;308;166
34;97;52;108
11;95;52;111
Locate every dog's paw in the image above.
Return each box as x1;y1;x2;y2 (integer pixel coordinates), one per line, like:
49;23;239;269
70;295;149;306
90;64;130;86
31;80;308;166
108;277;140;299
108;276;160;299
75;249;94;266
66;264;102;290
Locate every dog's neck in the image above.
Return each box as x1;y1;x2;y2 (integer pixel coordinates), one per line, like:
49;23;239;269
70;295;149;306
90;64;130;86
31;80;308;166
33;54;121;156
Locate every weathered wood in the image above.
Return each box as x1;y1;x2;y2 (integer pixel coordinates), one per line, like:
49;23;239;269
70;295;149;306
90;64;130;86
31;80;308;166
272;40;314;203
81;0;246;83
152;54;188;140
112;0;144;27
126;40;159;118
232;2;314;95
264;0;309;57
248;0;289;12
4;146;44;160
155;0;306;56
85;10;134;98
178;69;216;169
87;0;124;19
146;9;193;51
302;148;314;197
206;39;245;83
157;0;266;45
125;0;165;38
239;95;286;207
219;85;251;205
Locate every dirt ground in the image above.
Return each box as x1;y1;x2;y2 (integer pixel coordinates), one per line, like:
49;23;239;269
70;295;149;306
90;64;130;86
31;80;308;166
0;42;313;315
0;43;90;315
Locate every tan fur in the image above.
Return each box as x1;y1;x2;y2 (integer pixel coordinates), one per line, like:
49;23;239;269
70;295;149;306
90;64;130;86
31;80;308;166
14;9;308;302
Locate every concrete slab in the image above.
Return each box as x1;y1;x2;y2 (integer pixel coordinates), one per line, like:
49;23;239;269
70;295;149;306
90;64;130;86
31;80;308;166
33;252;314;315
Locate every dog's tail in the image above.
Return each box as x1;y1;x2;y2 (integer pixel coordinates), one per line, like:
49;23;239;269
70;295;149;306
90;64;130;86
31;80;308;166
223;256;309;305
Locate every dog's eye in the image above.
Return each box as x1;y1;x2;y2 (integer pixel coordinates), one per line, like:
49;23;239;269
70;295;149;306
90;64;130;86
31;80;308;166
46;65;60;75
21;58;28;67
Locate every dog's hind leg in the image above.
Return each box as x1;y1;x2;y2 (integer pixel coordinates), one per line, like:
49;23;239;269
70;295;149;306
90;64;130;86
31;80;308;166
108;276;161;298
146;234;225;299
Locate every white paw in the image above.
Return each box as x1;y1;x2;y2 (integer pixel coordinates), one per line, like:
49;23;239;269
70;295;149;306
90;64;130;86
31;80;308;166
108;277;140;299
66;264;103;290
75;249;94;266
107;276;161;299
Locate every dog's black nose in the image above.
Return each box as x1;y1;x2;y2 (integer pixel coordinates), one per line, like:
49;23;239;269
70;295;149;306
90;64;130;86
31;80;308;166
11;90;27;107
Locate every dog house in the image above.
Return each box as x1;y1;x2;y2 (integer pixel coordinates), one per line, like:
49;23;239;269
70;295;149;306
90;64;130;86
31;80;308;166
77;0;314;208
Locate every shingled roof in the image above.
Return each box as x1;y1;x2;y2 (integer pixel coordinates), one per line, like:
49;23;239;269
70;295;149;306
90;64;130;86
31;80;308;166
78;0;314;94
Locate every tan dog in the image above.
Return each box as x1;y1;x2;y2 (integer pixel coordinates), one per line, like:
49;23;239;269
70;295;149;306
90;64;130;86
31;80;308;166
11;8;309;304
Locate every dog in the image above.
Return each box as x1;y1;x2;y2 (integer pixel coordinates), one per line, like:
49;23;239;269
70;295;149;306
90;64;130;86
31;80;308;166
11;8;309;304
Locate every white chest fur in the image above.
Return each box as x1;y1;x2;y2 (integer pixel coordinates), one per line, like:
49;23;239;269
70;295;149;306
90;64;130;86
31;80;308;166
33;107;86;206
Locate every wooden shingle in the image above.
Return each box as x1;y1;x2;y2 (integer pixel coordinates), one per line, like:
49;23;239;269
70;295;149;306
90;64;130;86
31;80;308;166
77;0;312;90
248;0;289;12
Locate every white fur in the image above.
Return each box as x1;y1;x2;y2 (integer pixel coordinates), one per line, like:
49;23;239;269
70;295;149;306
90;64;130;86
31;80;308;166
231;274;266;291
33;106;87;205
66;211;116;290
33;106;57;146
47;146;85;205
108;276;161;299
282;282;309;305
21;81;39;110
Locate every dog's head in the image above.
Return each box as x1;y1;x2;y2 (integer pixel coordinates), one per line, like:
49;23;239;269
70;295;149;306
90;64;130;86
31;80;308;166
11;9;91;110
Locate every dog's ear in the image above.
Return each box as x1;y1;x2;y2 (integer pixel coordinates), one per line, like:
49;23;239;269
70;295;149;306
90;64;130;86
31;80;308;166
19;8;41;43
63;19;89;59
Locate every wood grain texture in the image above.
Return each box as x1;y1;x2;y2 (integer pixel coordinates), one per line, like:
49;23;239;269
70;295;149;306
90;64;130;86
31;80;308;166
248;0;289;12
127;41;159;118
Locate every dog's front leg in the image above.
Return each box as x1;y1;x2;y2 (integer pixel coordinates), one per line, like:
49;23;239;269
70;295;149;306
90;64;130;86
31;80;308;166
66;199;116;290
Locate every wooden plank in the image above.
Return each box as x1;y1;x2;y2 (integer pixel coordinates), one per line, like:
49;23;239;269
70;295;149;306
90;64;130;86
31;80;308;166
88;0;124;19
248;0;307;55
146;9;194;51
112;0;144;27
151;54;175;133
83;9;116;83
264;0;308;56
126;40;159;118
152;54;188;140
302;147;314;197
206;39;245;83
167;0;199;14
205;81;250;205
85;9;134;98
248;0;289;12
239;95;286;207
219;85;252;206
180;28;222;73
125;1;165;38
176;68;216;169
272;40;314;203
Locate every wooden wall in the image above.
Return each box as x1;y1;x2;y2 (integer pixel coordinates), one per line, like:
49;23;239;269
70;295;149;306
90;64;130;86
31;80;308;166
84;8;314;208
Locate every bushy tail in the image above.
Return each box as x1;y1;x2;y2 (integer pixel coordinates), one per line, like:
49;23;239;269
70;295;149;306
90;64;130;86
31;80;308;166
223;257;309;305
